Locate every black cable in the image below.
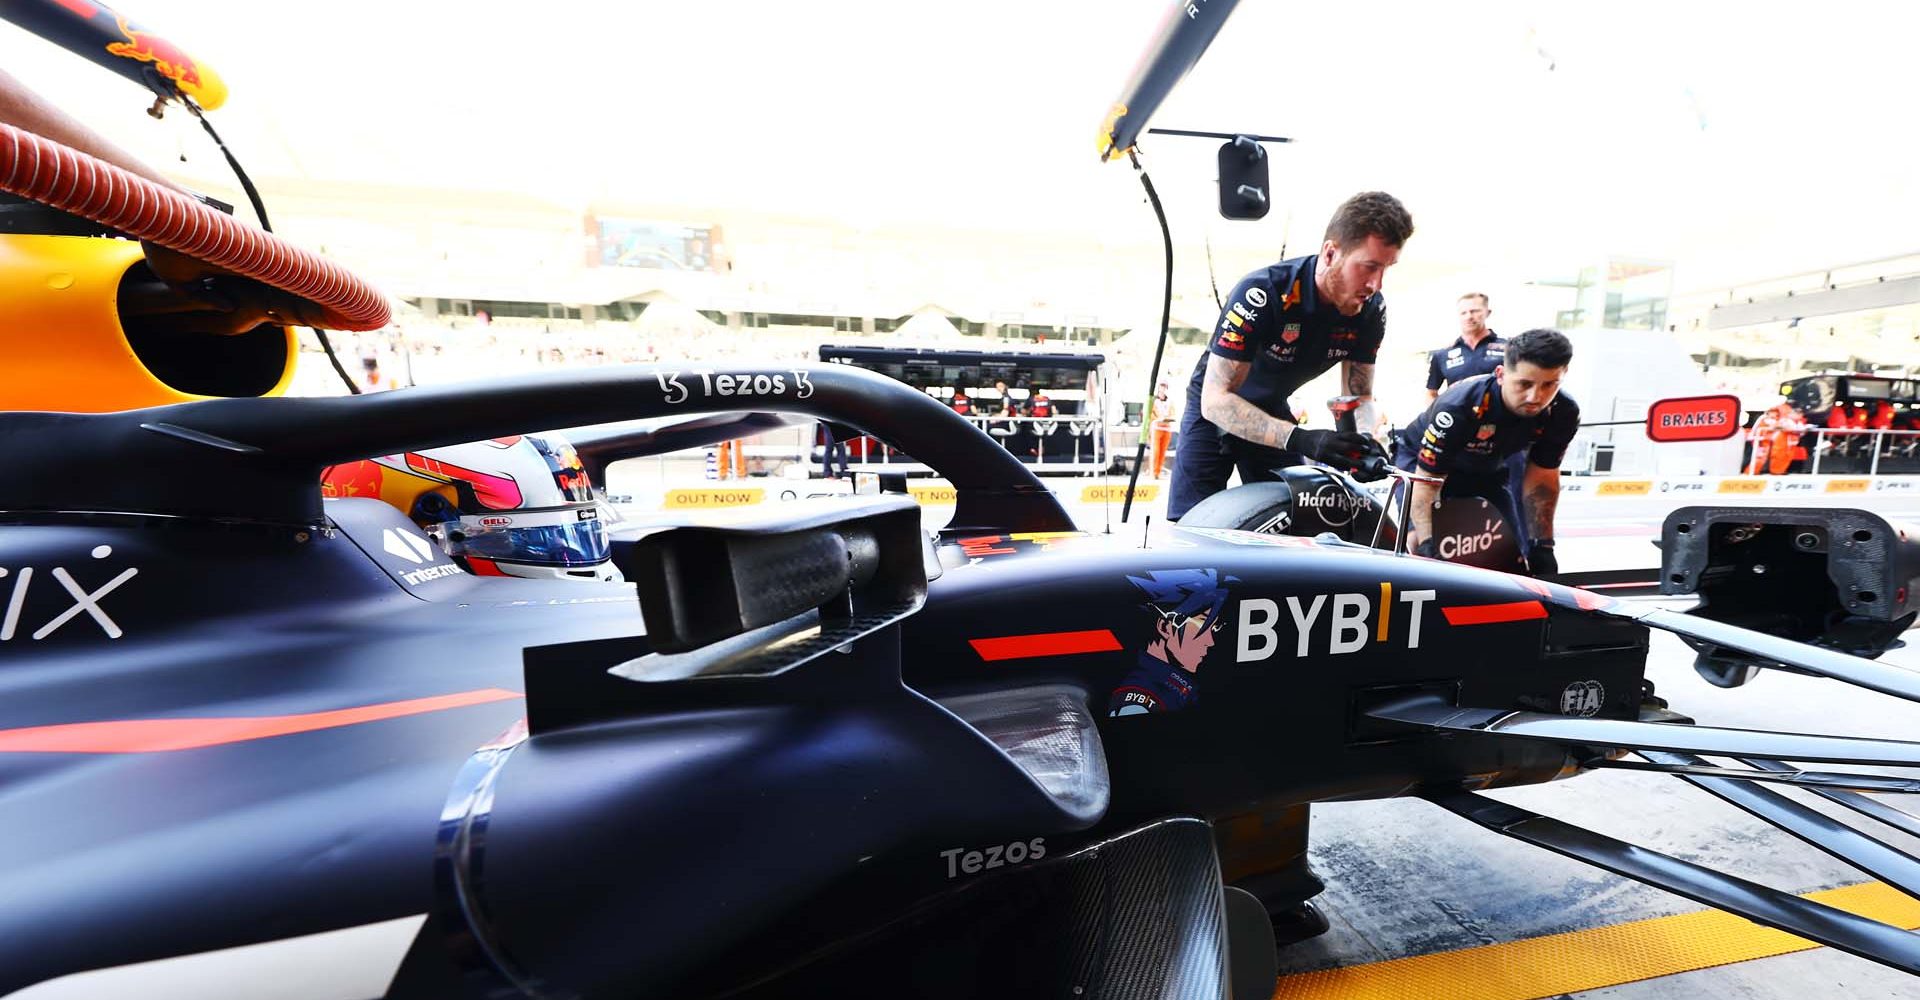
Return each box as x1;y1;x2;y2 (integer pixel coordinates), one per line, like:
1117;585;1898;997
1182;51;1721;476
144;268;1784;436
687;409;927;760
182;100;270;231
1121;147;1174;524
1204;234;1222;310
183;97;361;395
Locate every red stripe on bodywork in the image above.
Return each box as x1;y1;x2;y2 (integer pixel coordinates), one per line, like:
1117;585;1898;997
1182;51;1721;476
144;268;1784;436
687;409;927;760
1441;601;1548;626
970;629;1122;662
1511;576;1618;612
0;688;524;754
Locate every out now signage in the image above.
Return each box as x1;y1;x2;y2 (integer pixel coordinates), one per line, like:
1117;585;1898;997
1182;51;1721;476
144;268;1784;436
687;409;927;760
1645;395;1742;442
1081;484;1160;504
664;488;764;509
909;485;958;505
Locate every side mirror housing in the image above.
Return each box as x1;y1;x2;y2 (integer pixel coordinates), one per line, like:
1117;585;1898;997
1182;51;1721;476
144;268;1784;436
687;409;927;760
1217;135;1270;220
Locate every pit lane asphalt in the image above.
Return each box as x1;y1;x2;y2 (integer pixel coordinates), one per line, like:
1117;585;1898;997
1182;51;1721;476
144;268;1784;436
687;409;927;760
1272;615;1920;998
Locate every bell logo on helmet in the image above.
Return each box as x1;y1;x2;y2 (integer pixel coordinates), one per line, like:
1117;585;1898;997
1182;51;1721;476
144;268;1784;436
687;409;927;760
479;516;513;528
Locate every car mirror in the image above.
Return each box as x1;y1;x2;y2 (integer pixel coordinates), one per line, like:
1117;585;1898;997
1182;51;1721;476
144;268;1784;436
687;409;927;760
1217;135;1270;220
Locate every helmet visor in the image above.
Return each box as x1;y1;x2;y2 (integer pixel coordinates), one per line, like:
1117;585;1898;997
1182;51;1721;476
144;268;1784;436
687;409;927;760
446;509;612;567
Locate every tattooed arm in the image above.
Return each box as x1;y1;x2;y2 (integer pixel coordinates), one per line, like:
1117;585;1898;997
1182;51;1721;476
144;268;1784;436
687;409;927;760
1409;477;1443;545
1522;463;1561;542
1343;360;1379;435
1199;354;1297;449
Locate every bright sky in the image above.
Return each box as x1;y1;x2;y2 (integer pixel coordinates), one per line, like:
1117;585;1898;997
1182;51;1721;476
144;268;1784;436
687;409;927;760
4;0;1917;298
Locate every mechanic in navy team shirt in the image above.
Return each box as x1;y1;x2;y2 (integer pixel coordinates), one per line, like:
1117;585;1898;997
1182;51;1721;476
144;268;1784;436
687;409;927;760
1166;192;1413;520
1426;293;1505;398
1395;328;1578;577
1422;292;1531;546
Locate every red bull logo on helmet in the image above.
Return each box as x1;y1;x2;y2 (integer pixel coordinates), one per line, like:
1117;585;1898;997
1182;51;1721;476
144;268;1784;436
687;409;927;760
101;11;230;109
319;459;386;500
106;15;201;89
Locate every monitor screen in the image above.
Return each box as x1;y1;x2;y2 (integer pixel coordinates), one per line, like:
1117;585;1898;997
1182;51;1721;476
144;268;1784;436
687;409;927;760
1847;378;1893;400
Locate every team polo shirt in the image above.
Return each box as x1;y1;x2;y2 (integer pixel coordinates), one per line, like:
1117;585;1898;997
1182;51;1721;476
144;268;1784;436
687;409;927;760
1404;373;1580;477
1183;254;1387;421
1426;332;1506;391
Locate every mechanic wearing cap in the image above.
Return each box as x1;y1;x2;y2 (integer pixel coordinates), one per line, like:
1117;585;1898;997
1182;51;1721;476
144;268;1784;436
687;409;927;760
1167;191;1412;520
1397;328;1578;577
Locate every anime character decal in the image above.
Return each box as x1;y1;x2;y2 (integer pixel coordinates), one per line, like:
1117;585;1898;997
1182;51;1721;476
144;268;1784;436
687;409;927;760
1108;569;1238;717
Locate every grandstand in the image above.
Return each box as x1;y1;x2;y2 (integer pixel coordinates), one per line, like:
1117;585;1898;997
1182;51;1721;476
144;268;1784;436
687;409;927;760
256;174;1918;435
1669;252;1920;404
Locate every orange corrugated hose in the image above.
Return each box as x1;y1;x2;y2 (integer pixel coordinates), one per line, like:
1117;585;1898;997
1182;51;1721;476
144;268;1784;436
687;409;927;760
0;120;389;330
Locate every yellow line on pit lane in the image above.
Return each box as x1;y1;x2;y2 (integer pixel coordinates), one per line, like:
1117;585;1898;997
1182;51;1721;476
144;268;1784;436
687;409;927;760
1271;880;1920;1000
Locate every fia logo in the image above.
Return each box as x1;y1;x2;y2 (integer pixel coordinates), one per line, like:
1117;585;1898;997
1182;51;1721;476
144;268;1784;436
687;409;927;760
1560;680;1604;717
1;545;140;641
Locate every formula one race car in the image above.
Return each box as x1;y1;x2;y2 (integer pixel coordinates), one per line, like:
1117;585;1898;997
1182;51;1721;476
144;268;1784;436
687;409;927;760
10;353;1920;997
7;2;1920;999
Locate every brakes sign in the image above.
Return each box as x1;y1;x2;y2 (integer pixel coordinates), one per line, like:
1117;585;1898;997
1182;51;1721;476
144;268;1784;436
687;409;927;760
1645;395;1742;442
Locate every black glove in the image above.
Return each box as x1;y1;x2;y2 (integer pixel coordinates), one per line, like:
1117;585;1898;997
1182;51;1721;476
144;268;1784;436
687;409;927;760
1348;454;1391;483
1413;536;1438;558
1528;541;1559;577
1289;428;1386;472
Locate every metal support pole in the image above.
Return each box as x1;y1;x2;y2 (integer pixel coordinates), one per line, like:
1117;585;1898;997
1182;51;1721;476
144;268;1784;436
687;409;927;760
1396;477;1418;556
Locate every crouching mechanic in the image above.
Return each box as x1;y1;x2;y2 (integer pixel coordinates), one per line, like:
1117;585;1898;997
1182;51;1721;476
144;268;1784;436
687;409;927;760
1167;191;1411;520
1395;328;1577;577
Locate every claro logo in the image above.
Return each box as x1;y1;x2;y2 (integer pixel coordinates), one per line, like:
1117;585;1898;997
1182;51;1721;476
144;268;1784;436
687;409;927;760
1438;518;1504;560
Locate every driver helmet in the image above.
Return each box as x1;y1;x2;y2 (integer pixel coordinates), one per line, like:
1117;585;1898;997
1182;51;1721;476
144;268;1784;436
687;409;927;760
321;433;621;582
